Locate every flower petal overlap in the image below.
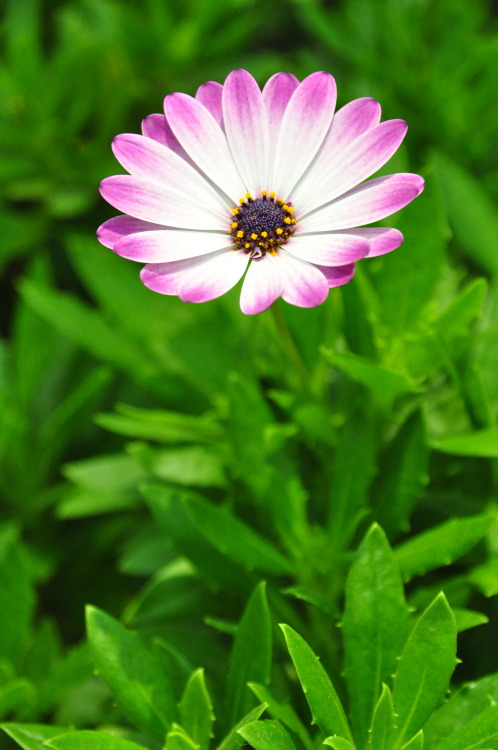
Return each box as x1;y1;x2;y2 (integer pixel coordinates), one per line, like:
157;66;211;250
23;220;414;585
98;69;424;314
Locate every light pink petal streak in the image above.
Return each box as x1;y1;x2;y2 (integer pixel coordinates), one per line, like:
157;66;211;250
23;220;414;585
112;133;229;214
314;263;356;287
262;72;299;153
286;232;369;266
240;255;284;314
294;119;408;214
164;92;244;203
324;97;382;151
100;175;226;230
223;69;269;196
271;72;337;197
343;227;404;257
277;252;329;308
141;250;248;301
114;230;232;263
97;215;165;249
141;114;191;161
196;81;224;128
303;173;424;232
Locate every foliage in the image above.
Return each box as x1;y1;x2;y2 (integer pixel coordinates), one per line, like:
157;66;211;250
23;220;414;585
1;0;498;749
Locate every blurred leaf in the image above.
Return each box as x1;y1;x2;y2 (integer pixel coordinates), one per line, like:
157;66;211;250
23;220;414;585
342;524;409;746
436;705;498;750
178;669;214;750
130;444;226;488
433;151;498;275
373;411;429;537
402;731;424;750
95;403;221;444
430;429;498;457
164;724;198;750
280;625;353;743
0;723;65;750
184;495;293;576
45;731;146;750
226;583;272;730
238;719;299;750
0;525;34;666
452;608;488;633
86;606;176;741
323;738;355;750
392;593;457;745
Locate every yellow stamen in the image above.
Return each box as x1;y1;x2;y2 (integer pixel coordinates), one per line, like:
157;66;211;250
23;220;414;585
261;231;268;238
269;191;276;199
231;208;239;215
276;228;283;235
245;192;252;200
261;190;268;196
236;230;244;238
251;233;258;240
231;222;238;229
284;217;292;224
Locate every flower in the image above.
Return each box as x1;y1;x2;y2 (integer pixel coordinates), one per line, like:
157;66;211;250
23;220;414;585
98;70;424;315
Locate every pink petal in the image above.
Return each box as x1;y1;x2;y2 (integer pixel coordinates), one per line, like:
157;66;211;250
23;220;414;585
262;72;300;153
114;229;232;262
141;114;191;160
164;92;244;203
223;69;270;195
324;97;382;151
314;263;356;287
343;227;404;257
272;72;337;197
302;173;424;232
97;215;165;250
195;81;224;128
112;134;227;214
100;175;226;230
285;232;369;265
239;254;284;314
278;252;329;308
140;250;248;302
294;119;408;214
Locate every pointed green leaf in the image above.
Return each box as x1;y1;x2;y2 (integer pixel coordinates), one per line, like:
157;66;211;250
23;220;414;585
323;738;356;749
248;683;311;750
436;704;498;750
238;719;299;749
85;606;176;742
369;684;396;750
218;704;268;750
394;513;493;581
430;429;498;458
280;625;353;743
226;583;272;729
342;525;409;746
424;672;498;742
184;495;293;576
179;669;214;750
392;593;457;746
0;723;65;750
0;526;35;665
44;731;146;750
402;730;424;750
164;724;199;750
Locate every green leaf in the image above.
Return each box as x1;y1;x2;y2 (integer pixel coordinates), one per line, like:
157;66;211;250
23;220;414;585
184;495;293;576
369;684;396;750
85;606;176;742
394;513;493;581
437;704;498;750
430;429;498;458
402;730;424;750
433;151;498;275
238;719;299;750
218;704;268;750
373;411;429;537
0;723;65;750
0;525;34;665
130;444;226;488
452;608;488;633
323;738;356;749
342;524;409;746
95;403;221;444
164;724;199;750
280;625;353;743
44;731;146;750
248;683;311;750
321;350;417;410
179;669;214;750
392;593;457;746
226;583;272;729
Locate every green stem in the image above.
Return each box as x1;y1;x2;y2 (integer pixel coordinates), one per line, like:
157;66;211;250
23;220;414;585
269;303;310;394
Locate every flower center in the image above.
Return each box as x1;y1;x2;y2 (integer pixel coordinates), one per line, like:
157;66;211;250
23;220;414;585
230;191;296;259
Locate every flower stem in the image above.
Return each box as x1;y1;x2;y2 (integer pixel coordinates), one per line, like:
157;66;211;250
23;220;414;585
269;303;310;394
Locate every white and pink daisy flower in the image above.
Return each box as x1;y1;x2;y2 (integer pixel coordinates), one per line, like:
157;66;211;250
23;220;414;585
98;70;424;315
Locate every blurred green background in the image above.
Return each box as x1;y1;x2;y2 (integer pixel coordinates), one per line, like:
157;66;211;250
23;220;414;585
2;0;498;736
